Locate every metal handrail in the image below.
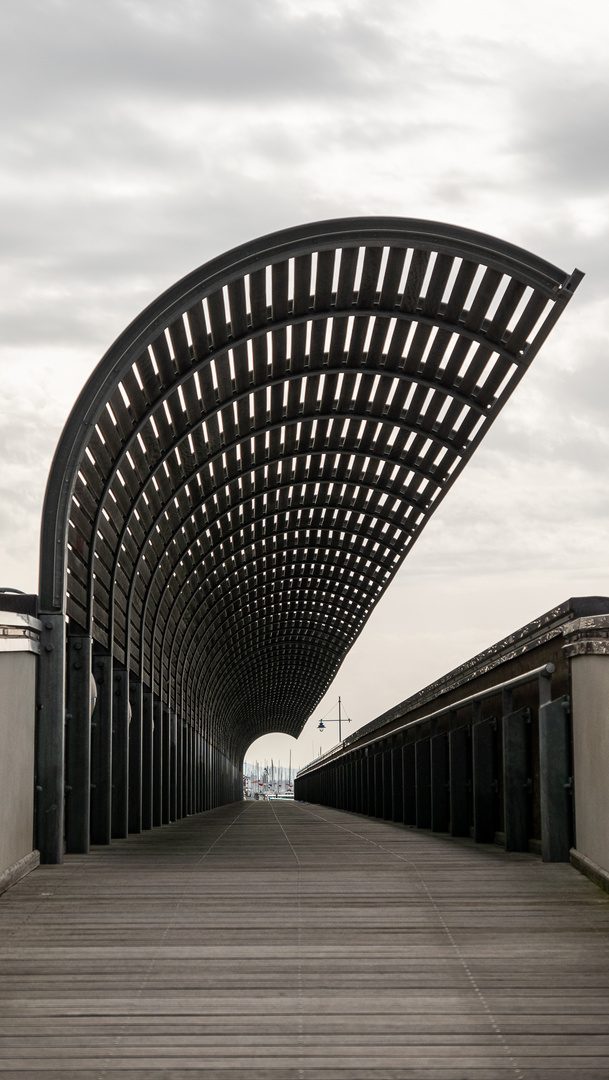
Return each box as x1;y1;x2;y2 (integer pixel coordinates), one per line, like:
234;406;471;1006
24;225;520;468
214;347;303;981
297;662;555;778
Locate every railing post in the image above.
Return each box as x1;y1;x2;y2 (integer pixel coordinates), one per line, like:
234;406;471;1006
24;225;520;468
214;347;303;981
380;747;391;819
371;753;380;816
502;707;530;852
365;752;374;816
431;731;449;832
357;756;365;814
346;756;353;811
472;704;495;843
391;743;403;822
415;736;431;829
538;696;572;862
449;719;469;837
402;743;416;826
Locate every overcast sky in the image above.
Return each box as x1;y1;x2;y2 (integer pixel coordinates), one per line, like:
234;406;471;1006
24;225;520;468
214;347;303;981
1;0;608;770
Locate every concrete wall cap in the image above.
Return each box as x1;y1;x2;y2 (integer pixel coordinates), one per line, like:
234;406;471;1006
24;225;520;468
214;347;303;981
563;639;609;658
0;612;42;654
562;616;609;658
562;614;609;637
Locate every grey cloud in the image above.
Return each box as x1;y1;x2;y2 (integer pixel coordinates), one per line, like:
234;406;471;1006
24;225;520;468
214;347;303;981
2;0;403;124
2;0;608;656
512;69;609;197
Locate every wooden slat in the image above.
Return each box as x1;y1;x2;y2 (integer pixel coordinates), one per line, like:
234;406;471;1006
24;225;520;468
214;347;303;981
5;794;608;1074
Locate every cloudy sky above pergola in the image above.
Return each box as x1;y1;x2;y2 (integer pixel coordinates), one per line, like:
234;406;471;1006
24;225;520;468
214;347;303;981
1;0;608;766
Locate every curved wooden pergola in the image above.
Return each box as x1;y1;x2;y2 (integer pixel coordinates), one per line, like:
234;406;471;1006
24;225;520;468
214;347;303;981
36;217;582;861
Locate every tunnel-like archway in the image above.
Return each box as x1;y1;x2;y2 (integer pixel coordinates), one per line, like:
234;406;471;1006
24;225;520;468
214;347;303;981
36;217;582;862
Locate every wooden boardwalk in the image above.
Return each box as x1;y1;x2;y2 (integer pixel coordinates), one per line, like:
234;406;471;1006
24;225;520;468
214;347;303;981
1;800;609;1078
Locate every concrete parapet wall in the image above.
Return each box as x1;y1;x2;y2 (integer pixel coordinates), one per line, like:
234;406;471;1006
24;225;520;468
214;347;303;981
0;606;40;891
564;616;609;883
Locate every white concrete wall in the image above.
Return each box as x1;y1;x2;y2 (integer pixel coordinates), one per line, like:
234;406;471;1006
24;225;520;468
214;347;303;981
0;622;38;883
570;652;609;875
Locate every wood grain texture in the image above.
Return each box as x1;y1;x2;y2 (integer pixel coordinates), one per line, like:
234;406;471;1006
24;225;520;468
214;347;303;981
1;800;609;1077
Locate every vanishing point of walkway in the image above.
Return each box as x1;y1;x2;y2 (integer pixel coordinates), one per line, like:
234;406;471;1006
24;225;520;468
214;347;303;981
1;802;609;1078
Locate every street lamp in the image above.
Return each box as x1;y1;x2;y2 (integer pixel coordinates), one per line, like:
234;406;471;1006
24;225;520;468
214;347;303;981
317;697;351;742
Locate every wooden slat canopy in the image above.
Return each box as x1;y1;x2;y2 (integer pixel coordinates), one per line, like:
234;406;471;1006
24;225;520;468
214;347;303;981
37;218;582;857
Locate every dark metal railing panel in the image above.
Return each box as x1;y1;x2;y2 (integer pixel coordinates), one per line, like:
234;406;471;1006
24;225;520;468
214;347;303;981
294;646;583;861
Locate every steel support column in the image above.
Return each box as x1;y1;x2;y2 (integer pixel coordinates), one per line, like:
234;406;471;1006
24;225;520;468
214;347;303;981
111;666;129;839
169;710;178;822
35;613;66;864
91;651;112;845
152;699;163;827
162;707;171;823
65;632;93;853
142;691;154;829
128;679;143;834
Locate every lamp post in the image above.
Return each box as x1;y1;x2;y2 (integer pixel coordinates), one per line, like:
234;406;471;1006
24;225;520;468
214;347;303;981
317;697;351;742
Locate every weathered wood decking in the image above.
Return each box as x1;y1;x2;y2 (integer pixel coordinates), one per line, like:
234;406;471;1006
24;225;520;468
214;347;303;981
1;800;609;1078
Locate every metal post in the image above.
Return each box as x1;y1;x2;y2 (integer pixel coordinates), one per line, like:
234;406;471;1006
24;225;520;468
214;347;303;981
431;732;449;833
188;724;194;813
36;612;66;864
415;737;431;829
111;666;129;839
503;708;530;852
382;748;393;819
141;691;154;829
366;753;374;816
391;745;403;822
539;696;572;861
449;725;469;837
472;708;496;843
91;651;113;845
358;755;367;814
169;710;178;822
65;632;93;853
374;752;384;817
402;743;416;826
162;706;171;823
176;717;183;819
152;698;163;827
128;679;143;834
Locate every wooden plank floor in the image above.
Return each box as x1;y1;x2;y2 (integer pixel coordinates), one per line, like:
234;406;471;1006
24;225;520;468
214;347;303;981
1;800;609;1078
